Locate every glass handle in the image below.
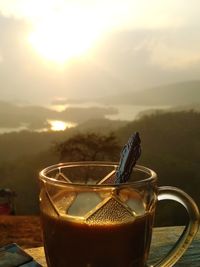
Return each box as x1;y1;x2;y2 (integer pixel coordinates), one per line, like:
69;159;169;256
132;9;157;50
151;186;199;267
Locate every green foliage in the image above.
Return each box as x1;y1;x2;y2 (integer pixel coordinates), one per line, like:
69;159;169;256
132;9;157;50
54;132;120;161
0;129;73;161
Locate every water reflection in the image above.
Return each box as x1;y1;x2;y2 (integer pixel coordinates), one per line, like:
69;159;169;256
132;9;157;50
47;120;77;131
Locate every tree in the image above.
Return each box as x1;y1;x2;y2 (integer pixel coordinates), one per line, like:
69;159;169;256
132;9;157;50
54;132;120;161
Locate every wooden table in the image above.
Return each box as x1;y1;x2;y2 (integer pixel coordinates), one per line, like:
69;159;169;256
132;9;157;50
0;216;199;266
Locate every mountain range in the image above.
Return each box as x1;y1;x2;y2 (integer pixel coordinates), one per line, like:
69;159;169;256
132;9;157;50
0;80;200;131
95;80;200;106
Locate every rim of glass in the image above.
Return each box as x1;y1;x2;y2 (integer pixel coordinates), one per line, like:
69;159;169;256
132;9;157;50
39;161;157;187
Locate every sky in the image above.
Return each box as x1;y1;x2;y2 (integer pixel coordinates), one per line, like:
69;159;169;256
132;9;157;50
0;0;200;105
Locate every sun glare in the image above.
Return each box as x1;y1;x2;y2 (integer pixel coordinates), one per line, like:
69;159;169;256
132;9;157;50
28;10;103;63
2;1;156;65
24;1;138;64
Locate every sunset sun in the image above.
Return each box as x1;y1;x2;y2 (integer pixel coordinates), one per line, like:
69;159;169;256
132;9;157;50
24;1;135;64
28;11;103;63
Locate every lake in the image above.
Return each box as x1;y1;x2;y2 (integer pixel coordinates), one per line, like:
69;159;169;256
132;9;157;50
50;102;171;121
0;103;170;134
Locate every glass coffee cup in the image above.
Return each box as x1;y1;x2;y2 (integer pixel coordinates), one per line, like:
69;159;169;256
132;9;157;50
39;162;199;267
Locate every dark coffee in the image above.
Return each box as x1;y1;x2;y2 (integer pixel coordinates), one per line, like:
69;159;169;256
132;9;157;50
41;209;154;267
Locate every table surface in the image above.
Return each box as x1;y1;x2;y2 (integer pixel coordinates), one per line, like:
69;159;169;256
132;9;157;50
0;215;199;266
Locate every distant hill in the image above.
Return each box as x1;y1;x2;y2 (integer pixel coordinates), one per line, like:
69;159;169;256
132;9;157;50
0;101;56;129
136;102;200;119
0;101;118;130
77;118;127;133
96;80;200;106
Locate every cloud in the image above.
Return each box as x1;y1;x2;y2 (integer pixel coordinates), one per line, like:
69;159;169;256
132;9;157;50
143;28;200;70
0;2;200;104
0;14;129;103
91;28;200;87
0;52;3;63
149;43;200;70
1;0;200;31
123;1;200;30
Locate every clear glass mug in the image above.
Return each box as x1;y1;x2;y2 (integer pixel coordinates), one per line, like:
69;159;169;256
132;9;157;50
39;162;199;267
